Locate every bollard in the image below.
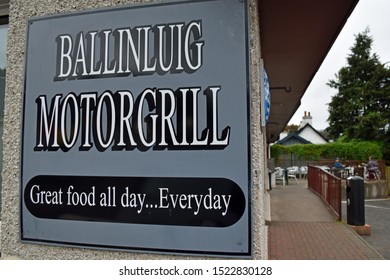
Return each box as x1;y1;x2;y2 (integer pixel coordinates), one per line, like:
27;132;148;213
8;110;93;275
346;176;365;226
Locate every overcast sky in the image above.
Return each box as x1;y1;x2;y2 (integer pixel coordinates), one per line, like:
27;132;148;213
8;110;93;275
288;0;390;130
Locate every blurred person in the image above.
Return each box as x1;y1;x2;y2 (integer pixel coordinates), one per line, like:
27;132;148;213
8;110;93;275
333;158;343;169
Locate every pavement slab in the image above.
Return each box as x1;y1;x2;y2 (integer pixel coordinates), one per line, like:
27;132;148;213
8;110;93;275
268;180;384;260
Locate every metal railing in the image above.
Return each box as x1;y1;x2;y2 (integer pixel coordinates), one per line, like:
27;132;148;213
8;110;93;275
307;165;342;220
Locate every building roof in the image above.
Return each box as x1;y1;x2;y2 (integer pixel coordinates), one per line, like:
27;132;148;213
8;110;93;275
297;123;329;143
276;133;311;145
260;0;359;143
277;123;328;145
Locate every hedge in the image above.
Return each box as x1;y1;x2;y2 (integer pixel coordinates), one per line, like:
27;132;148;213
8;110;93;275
270;141;383;161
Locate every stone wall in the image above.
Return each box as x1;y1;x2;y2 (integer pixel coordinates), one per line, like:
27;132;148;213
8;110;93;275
364;181;389;199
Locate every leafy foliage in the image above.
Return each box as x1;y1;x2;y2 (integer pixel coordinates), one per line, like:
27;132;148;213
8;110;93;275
271;141;382;162
326;28;390;163
284;124;299;134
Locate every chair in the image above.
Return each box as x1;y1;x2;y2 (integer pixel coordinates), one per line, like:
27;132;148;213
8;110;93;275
367;168;381;180
345;166;354;177
274;167;286;186
299;166;308;179
287;166;299;184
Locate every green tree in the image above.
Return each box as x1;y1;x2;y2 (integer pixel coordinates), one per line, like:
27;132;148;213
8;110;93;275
284;124;299;134
327;29;390;161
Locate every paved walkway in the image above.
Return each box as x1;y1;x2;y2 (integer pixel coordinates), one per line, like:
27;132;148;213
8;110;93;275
268;180;384;260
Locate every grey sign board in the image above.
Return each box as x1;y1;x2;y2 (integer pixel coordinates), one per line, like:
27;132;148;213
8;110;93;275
21;0;252;257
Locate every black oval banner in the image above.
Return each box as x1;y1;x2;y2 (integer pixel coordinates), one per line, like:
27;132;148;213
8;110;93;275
24;175;246;227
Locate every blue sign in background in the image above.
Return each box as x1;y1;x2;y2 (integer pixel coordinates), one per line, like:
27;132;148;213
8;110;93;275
263;67;271;125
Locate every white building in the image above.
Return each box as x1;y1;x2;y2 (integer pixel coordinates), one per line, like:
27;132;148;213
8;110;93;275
277;112;328;145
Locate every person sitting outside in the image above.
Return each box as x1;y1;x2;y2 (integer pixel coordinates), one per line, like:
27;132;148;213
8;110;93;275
332;158;346;178
367;156;380;179
333;158;344;169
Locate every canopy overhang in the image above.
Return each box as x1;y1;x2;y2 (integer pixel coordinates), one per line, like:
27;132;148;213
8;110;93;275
259;0;359;142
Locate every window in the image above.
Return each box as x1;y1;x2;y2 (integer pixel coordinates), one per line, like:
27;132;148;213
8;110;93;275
0;16;8;213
